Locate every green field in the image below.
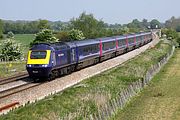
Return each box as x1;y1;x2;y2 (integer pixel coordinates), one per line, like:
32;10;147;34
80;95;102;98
0;40;173;120
113;49;180;120
14;34;35;46
14;34;35;54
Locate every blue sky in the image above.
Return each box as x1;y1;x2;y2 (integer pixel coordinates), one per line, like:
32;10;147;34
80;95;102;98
0;0;179;24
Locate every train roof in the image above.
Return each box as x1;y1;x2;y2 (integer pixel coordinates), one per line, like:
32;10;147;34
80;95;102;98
67;39;100;47
31;31;152;49
31;42;69;50
66;31;152;46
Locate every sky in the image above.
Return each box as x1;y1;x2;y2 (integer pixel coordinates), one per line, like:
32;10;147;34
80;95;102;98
0;0;179;24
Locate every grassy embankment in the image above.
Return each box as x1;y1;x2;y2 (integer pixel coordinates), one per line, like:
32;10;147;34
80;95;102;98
111;33;180;120
0;40;173;120
0;34;34;78
112;48;180;120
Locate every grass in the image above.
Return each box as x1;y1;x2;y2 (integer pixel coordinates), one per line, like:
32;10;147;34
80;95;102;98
0;61;26;78
14;34;34;46
112;49;180;120
0;40;172;120
14;34;35;54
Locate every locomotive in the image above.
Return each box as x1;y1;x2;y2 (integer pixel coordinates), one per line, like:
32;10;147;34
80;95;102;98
26;32;153;80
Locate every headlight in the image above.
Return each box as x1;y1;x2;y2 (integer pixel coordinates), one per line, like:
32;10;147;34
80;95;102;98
27;64;32;67
42;64;48;67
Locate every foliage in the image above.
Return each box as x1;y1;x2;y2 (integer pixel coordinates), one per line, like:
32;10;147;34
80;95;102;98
38;19;50;30
127;19;141;32
70;12;107;38
3;20;39;34
30;29;58;46
150;19;161;29
161;28;178;40
1;14;156;37
120;26;130;34
55;31;70;42
6;31;14;38
142;19;150;29
175;25;180;32
51;21;70;31
0;39;22;61
69;29;85;40
165;16;180;31
0;19;3;39
176;37;180;47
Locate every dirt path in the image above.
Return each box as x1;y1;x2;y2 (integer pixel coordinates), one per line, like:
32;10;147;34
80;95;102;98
114;49;180;120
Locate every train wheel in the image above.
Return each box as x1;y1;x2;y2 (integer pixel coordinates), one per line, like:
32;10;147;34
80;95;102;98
47;72;55;81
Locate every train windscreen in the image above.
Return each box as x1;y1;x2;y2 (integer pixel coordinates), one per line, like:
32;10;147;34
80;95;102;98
30;51;47;59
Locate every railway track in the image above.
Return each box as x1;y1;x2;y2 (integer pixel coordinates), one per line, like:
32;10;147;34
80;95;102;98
0;81;42;99
0;74;45;112
0;73;29;85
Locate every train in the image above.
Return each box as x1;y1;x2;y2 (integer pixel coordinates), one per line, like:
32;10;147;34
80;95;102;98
26;31;153;80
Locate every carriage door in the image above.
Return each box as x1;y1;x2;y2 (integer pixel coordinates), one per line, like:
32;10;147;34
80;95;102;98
67;49;71;64
52;51;56;66
71;48;76;63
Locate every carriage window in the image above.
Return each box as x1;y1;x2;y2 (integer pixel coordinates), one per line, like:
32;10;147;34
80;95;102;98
81;44;99;55
128;38;134;44
103;41;116;50
118;39;126;46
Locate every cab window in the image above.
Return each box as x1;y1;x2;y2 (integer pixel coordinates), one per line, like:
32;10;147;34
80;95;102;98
30;51;47;59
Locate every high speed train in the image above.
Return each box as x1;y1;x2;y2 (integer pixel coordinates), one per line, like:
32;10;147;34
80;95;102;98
26;32;152;80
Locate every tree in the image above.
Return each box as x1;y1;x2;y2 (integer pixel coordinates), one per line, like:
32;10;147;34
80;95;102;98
150;19;161;29
0;39;22;61
162;28;178;40
120;26;129;34
69;29;85;40
30;29;58;46
70;12;106;38
142;19;150;29
0;19;3;39
55;31;70;42
176;37;180;47
38;19;50;30
6;31;14;38
176;25;180;32
164;16;180;29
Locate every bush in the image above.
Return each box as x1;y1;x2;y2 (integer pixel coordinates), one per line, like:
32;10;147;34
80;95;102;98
30;29;58;46
0;34;3;39
69;29;85;40
162;28;178;40
176;37;180;47
55;31;70;42
0;39;22;61
7;31;14;38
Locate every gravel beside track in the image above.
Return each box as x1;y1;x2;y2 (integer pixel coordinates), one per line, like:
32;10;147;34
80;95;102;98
0;82;41;99
0;34;159;115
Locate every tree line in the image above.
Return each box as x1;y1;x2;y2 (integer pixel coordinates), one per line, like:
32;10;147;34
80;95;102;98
0;13;180;61
0;12;164;39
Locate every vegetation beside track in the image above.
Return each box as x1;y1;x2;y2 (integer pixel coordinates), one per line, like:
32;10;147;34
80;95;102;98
112;48;180;120
0;61;26;78
0;40;172;120
0;34;33;78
